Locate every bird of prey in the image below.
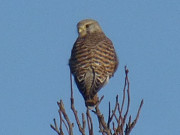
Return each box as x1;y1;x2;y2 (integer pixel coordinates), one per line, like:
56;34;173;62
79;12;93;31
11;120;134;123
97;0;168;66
69;19;118;108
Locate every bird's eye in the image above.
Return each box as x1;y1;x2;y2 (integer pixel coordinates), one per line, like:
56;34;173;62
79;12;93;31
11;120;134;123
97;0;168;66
86;24;89;28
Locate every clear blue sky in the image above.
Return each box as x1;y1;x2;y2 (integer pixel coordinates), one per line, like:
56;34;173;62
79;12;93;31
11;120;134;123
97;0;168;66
0;0;180;134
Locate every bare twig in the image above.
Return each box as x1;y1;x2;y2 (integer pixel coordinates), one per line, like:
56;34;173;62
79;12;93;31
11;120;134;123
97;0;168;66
70;73;86;135
92;96;112;135
62;118;69;133
108;95;119;128
50;118;61;135
121;66;128;113
124;66;130;119
108;102;111;127
58;100;73;135
86;109;94;135
82;113;86;131
125;100;144;135
112;122;116;134
122;66;130;131
50;100;74;135
59;111;64;135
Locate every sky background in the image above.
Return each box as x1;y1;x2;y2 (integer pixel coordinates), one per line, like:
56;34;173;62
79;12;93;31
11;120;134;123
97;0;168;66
0;0;180;134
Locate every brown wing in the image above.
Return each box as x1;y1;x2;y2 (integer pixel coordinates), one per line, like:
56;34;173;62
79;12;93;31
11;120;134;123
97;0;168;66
69;33;118;102
89;37;118;97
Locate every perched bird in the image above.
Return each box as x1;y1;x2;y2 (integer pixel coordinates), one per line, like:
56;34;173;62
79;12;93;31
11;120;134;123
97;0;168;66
69;19;118;108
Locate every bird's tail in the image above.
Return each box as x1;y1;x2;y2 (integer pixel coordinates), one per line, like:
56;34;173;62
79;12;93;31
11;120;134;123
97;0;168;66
85;94;99;109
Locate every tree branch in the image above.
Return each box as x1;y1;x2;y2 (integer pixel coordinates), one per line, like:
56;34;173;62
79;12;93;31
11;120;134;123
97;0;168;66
51;66;144;135
70;73;86;135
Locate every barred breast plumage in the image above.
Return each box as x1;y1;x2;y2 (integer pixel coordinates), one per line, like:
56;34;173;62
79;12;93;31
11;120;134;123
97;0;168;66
69;19;118;107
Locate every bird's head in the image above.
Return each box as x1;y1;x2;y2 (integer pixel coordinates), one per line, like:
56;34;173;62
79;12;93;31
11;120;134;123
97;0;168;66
77;19;103;37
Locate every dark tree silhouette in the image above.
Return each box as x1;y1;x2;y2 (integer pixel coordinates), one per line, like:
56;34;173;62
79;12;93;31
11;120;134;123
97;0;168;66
50;66;143;135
